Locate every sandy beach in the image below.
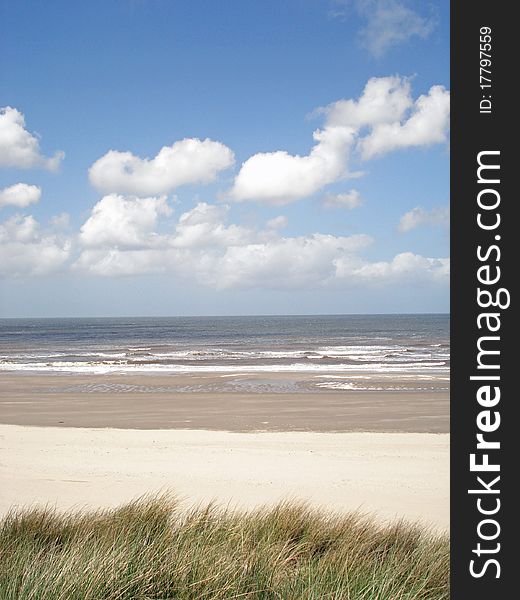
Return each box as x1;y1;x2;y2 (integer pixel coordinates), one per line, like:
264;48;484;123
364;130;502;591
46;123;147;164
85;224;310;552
0;369;449;529
0;424;449;529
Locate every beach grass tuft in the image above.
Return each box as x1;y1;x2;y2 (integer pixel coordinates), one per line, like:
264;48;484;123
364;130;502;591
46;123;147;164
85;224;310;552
0;494;449;599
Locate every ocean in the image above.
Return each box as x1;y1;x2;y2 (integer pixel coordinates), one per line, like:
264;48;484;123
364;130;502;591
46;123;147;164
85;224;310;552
0;314;449;378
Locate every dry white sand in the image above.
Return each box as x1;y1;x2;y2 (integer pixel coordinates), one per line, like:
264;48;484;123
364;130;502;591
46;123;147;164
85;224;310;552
0;425;449;530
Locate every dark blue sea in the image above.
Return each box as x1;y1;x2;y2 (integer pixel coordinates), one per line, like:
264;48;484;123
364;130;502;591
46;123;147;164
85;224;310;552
0;314;449;378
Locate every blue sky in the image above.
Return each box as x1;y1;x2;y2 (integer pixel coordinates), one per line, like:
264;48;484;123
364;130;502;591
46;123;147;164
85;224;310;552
0;0;449;317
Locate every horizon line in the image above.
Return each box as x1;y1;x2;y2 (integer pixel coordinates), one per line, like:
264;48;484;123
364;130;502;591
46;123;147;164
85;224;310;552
0;312;451;320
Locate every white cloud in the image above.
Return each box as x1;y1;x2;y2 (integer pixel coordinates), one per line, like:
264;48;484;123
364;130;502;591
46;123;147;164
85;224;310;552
172;202;252;248
73;247;171;278
266;215;288;229
79;194;172;248
228;126;355;205
0;214;39;243
398;205;449;232
75;230;374;287
0;197;449;288
0;214;71;277
89;138;235;196
361;1;436;58
0;107;64;170
74;199;448;290
359;84;450;159
228;76;449;205
336;252;449;283
323;76;412;128
331;1;436;58
0;183;41;208
323;190;362;209
50;212;71;229
324;76;450;160
197;233;373;289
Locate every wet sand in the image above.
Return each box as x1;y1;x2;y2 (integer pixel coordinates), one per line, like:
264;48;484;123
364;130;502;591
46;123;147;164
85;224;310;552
0;372;449;432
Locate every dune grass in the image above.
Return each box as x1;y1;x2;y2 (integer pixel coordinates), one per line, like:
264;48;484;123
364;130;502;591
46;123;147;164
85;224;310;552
0;495;449;599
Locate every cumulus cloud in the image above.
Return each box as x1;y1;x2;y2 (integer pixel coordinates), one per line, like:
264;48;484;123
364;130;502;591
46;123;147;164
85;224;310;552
89;138;235;196
0;183;41;208
79;194;172;248
0;214;40;243
331;1;436;58
323;190;362;209
75;229;374;287
0;107;64;170
0;194;449;287
322;76;450;160
172;202;252;249
323;76;413;128
197;233;373;289
359;84;450;159
398;205;449;232
0;214;71;277
74;198;448;289
336;252;449;283
228;76;449;205
228;125;355;205
73;247;171;278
